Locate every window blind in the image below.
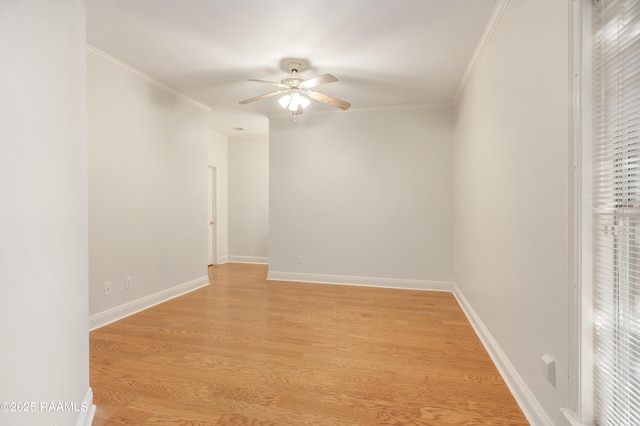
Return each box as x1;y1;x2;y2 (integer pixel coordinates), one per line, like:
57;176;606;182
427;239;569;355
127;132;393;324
592;0;640;424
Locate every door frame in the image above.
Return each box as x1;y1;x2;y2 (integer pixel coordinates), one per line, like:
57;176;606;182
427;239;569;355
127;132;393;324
207;165;217;266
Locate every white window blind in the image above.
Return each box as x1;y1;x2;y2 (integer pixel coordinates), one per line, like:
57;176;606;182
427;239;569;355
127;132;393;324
592;0;640;424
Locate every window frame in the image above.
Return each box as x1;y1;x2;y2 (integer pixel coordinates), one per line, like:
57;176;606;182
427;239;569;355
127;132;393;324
568;0;594;424
570;0;640;424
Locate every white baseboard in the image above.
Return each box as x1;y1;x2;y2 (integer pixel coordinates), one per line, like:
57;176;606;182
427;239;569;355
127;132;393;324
267;270;453;291
227;255;269;264
217;255;229;264
75;387;95;426
561;408;594;426
452;282;553;426
89;276;209;330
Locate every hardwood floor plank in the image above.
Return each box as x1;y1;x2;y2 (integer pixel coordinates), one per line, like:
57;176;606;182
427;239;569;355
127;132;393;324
91;263;527;425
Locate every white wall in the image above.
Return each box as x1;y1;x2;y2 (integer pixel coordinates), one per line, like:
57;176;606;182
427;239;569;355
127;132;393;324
208;130;229;264
269;108;453;286
453;1;569;424
228;134;269;263
0;1;93;425
87;49;209;318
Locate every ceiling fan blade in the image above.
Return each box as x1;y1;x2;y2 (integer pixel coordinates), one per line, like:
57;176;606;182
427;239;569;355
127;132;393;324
239;90;287;105
247;78;288;89
307;90;351;110
300;74;338;89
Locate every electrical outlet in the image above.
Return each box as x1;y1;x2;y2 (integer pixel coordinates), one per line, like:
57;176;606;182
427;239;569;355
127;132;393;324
125;276;132;289
540;353;556;387
298;255;303;264
103;282;112;296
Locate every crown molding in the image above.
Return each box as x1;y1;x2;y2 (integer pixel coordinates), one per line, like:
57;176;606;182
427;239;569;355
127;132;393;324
86;44;211;112
267;102;453;119
453;0;510;104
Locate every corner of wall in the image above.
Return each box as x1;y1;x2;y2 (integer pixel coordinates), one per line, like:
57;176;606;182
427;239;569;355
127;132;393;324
75;388;96;426
452;283;555;426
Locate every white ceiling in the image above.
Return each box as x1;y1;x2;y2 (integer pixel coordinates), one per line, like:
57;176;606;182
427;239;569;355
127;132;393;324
86;0;498;136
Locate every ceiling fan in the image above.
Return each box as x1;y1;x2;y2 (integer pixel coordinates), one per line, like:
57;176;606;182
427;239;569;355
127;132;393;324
239;61;351;115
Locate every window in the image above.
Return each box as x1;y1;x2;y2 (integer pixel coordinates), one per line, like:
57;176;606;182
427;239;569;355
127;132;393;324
591;0;640;424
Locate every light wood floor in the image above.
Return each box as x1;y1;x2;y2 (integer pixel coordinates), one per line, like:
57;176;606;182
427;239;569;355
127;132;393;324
90;263;528;425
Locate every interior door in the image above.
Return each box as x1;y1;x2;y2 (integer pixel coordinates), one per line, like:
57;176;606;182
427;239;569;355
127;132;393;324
207;166;217;266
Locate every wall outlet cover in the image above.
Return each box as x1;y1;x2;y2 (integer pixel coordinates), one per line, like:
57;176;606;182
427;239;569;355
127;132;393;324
540;353;556;387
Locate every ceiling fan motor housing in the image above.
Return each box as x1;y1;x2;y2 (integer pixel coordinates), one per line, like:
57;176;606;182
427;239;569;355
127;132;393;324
281;75;305;87
281;62;305;87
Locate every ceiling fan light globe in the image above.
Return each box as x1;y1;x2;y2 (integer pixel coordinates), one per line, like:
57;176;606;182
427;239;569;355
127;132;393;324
299;95;310;108
278;95;291;108
288;92;303;111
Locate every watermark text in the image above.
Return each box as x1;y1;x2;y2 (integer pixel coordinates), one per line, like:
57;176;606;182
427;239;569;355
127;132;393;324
0;401;88;413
